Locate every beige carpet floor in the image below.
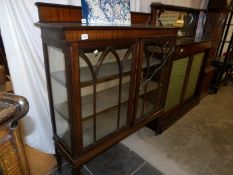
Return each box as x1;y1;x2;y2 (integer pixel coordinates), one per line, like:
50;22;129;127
122;85;233;175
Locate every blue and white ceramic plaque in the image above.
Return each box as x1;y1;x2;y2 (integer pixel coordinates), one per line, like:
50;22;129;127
81;0;131;24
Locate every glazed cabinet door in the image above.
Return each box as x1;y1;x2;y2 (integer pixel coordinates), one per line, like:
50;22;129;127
77;40;136;149
134;38;174;123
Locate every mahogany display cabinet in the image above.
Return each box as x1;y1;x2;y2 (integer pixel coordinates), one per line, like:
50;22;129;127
35;3;177;174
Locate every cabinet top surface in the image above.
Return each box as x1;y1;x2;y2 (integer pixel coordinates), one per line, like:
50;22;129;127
35;22;176;30
175;37;212;46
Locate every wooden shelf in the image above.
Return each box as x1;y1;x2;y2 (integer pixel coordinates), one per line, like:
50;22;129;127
51;58;161;87
54;80;159;121
61;97;156;148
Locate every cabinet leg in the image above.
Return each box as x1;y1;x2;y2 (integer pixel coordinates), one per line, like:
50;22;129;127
72;166;82;175
55;147;62;172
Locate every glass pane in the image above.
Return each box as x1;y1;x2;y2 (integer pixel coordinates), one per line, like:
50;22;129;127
157;10;198;37
82;118;94;148
165;57;189;111
79;45;133;148
96;80;119;114
81;85;94;118
79;54;93;83
119;102;128;128
136;41;170;120
96;58;119;140
95;79;129;140
158;11;184;27
96;106;118;140
79;48;132;85
81;85;94;147
119;76;130;127
48;45;71;148
136;73;161;119
97;52;119;78
184;53;204;99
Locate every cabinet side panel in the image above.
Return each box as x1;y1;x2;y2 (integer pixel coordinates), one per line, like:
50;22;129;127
47;45;71;149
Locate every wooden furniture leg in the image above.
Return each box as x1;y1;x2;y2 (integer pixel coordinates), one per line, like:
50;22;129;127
55;147;62;172
72;165;82;175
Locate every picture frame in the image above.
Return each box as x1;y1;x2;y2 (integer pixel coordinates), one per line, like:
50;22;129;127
81;0;131;24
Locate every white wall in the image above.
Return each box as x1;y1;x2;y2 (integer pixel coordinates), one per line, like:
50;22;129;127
36;0;208;12
36;0;81;5
36;0;139;11
139;0;209;13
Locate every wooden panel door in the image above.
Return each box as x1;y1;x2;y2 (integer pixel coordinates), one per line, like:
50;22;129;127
184;52;205;99
164;57;189;112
